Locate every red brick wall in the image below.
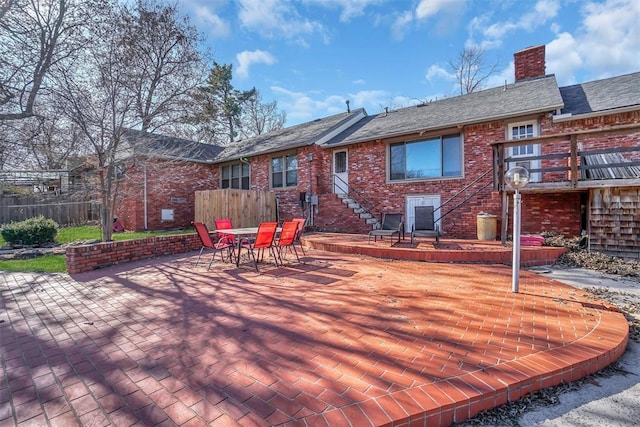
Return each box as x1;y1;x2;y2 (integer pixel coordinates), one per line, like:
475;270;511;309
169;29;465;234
314;194;373;233
112;110;637;245
302;125;505;238
249;146;323;223
514;45;546;81
519;193;583;236
66;234;201;274
116;159;217;231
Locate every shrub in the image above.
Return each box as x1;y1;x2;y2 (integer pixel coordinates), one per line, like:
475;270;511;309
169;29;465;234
0;215;59;246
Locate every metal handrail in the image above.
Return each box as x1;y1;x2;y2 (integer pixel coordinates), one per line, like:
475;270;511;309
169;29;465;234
330;174;384;222
433;168;493;217
438;180;494;223
323;168;494;227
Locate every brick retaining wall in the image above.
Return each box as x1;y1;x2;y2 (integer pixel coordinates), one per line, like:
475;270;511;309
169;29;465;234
66;234;201;274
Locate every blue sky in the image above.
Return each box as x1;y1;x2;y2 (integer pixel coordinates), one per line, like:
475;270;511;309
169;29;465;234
180;0;640;126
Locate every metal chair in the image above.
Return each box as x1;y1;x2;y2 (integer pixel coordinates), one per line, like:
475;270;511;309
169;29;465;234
368;213;404;246
193;222;233;269
410;206;440;245
215;218;240;258
240;222;279;272
275;221;300;264
291;217;307;255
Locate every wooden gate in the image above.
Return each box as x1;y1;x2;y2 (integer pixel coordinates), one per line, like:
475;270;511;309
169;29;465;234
194;189;277;230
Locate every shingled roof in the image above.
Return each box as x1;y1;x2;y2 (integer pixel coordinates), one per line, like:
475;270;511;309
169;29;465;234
211;108;366;163
122;129;223;163
559;71;640;116
323;75;564;146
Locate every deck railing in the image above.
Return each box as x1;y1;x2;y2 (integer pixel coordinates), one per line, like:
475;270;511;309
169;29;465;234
492;128;640;191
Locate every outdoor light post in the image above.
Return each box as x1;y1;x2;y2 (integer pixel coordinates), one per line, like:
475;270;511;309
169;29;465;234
505;166;530;293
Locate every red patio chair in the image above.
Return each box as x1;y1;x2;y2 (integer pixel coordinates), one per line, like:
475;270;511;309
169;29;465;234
193;221;233;270
291;217;307;255
215;218;239;258
274;221;300;264
240;222;279;272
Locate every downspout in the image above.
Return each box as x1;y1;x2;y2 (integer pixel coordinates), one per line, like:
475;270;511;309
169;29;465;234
143;163;148;230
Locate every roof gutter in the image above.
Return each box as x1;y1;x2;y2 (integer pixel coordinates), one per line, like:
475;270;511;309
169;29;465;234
553;105;640;123
330;106;563;147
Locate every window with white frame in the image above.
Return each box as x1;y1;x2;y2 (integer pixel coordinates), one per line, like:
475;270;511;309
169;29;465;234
271;153;298;188
508;121;541;182
389;134;462;181
221;163;250;189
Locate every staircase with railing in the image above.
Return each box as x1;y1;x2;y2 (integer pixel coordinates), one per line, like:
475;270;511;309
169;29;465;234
324;168;495;232
433;168;494;226
331;174;384;228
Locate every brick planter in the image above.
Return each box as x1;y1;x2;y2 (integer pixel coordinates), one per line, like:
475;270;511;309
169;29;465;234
66;234;201;274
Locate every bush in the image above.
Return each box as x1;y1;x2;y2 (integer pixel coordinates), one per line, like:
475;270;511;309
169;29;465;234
0;216;59;246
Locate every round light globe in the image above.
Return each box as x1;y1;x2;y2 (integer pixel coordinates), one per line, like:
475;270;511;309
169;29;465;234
505;166;530;189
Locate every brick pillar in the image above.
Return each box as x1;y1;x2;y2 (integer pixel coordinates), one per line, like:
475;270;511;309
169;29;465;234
514;45;546;81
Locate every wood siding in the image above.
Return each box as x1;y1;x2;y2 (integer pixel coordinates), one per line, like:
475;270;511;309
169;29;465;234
590;187;640;260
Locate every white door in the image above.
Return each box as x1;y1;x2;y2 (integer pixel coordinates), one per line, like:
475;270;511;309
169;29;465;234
333;149;348;194
406;195;441;233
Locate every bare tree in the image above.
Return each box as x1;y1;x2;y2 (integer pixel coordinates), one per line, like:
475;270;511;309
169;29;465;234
239;92;286;139
16;116;86;169
449;46;499;95
54;2;137;241
117;0;206;133
53;0;209;241
0;0;16;21
0;0;93;121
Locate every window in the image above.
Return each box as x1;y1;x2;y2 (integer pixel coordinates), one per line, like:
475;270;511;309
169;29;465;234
508;121;540;182
221;163;250;189
271;154;298;188
389;134;462;181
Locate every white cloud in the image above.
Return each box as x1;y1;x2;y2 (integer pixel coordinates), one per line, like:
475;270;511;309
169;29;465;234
304;0;384;22
237;0;325;41
271;86;393;123
546;32;582;85
194;6;231;38
545;0;639;84
485;62;516;89
391;11;414;41
482;0;560;40
415;0;465;19
425;64;454;82
352;79;366;85
577;0;640;77
347;90;390;111
236;50;277;79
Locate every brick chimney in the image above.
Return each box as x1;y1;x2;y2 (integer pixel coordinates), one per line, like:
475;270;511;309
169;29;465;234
514;45;546;81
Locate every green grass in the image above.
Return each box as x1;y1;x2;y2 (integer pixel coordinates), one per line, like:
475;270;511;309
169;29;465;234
0;254;67;273
56;225;193;244
0;225;194;273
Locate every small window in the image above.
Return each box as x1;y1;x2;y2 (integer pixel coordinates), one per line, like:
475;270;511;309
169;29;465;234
221;162;250;189
389;134;462;181
272;154;298;188
508;121;540;182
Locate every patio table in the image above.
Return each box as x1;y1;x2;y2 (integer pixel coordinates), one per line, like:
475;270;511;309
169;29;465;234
220;227;281;267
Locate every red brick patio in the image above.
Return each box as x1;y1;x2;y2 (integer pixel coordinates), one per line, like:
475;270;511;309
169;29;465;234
0;244;628;426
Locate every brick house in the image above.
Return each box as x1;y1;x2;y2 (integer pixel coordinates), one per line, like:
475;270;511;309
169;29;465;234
115;46;640;259
115;130;221;231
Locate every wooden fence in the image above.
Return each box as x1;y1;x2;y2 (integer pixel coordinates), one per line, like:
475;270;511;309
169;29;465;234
0;194;97;226
194;189;277;230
